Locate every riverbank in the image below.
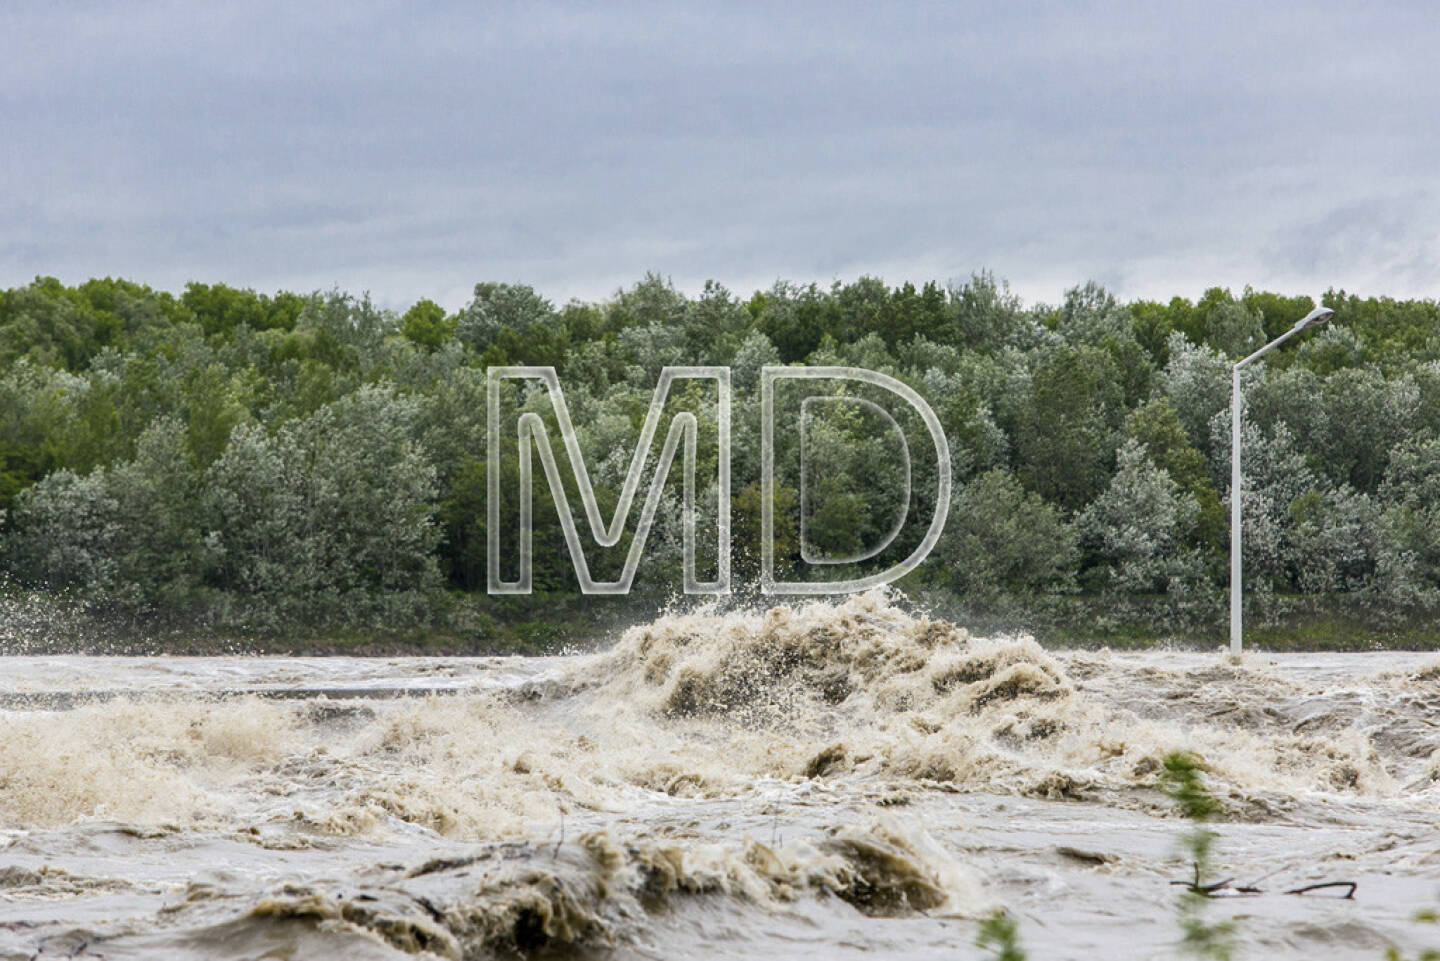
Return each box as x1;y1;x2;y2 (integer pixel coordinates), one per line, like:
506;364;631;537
3;588;1438;656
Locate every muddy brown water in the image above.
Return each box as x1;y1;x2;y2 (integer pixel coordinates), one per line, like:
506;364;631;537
1;594;1437;959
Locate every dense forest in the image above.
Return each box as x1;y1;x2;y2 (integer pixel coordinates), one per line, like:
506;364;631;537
3;272;1440;650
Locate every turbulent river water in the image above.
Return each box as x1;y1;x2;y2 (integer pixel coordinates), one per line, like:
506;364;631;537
1;593;1438;959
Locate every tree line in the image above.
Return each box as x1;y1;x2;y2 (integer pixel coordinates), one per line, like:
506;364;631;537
2;271;1439;637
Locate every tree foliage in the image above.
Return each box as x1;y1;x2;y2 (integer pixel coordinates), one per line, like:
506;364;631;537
1;271;1438;630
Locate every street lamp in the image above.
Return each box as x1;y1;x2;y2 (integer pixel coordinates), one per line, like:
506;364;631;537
1230;305;1334;654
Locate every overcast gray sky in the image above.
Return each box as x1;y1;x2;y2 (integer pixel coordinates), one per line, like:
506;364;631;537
3;1;1437;311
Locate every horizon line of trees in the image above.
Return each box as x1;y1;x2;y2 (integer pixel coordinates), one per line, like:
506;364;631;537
3;271;1440;631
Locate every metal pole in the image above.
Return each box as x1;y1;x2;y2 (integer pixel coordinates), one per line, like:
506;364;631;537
1230;365;1243;655
1225;306;1331;656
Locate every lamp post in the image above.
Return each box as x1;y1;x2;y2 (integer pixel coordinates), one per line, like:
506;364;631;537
1230;306;1334;654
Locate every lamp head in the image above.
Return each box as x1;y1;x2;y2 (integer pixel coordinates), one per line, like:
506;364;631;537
1295;307;1335;330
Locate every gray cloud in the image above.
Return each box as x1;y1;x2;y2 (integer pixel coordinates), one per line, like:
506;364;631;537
3;0;1438;310
1266;193;1440;292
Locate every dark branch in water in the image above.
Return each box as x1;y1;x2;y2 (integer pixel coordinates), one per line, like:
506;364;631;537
1283;881;1357;899
1168;876;1358;899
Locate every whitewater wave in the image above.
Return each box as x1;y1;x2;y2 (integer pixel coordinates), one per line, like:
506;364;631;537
217;818;980;960
2;592;1435;838
571;592;1428;809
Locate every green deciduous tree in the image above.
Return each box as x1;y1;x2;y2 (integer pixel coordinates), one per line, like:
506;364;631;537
1078;439;1204;594
938;468;1076;597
